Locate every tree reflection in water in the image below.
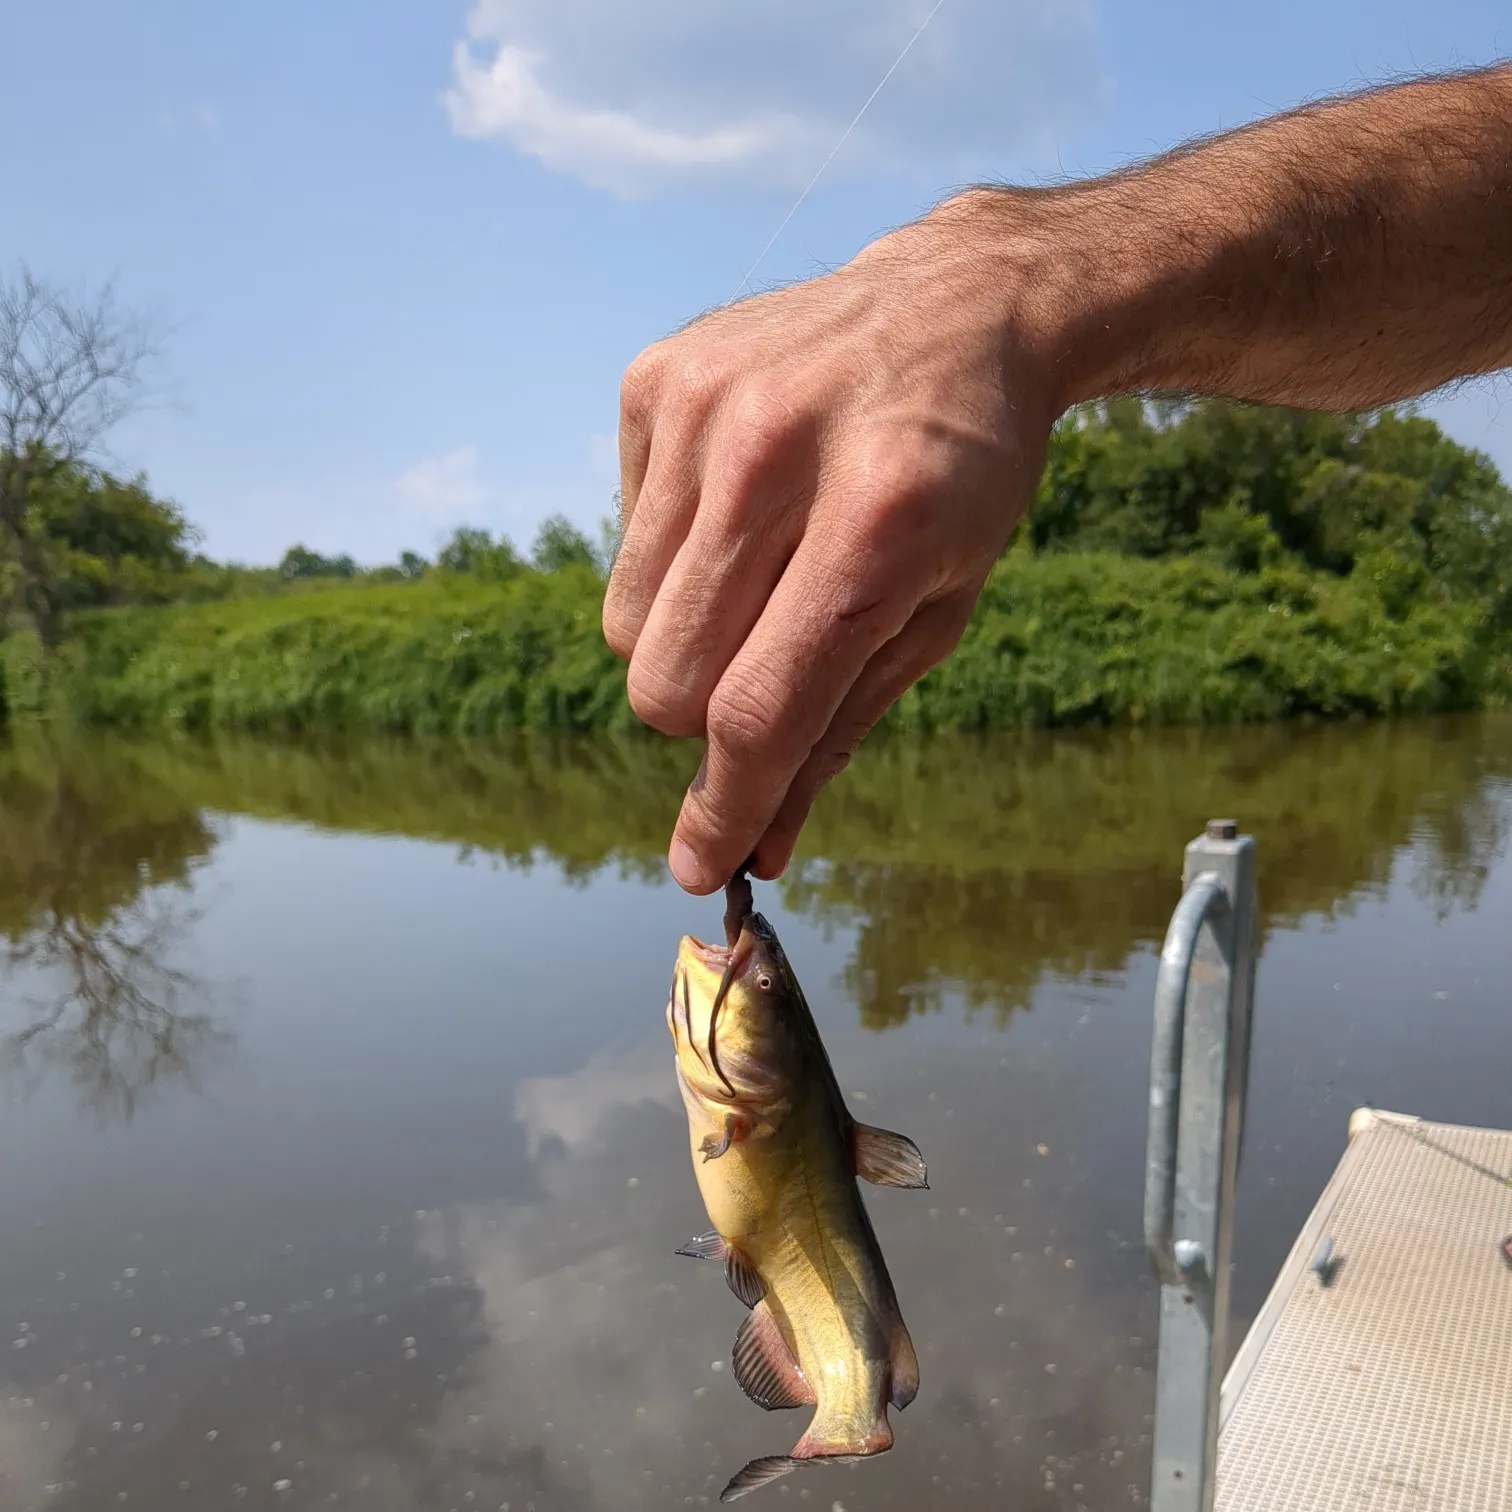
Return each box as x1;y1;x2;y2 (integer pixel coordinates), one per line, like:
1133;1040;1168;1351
0;744;231;1121
3;884;228;1122
1;715;1508;1108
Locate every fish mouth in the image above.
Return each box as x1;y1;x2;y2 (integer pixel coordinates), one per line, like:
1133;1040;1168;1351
682;934;743;973
681;861;761;1098
677;932;754;1098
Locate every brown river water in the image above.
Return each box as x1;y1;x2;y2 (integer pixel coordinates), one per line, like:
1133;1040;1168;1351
1;719;1509;1511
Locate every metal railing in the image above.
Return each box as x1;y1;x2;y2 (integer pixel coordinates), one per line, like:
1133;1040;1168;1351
1143;820;1258;1512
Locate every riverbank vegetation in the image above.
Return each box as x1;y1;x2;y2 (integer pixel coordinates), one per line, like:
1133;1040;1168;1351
6;717;1508;1030
4;399;1511;733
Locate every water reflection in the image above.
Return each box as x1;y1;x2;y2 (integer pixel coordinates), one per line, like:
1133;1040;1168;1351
787;720;1512;1024
0;744;229;1121
3;719;1507;1035
0;721;1507;1511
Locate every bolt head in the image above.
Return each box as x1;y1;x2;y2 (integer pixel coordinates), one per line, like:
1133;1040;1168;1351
1173;1239;1207;1271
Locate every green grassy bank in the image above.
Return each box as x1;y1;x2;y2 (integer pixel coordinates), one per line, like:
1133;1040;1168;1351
5;400;1511;734
8;545;1508;736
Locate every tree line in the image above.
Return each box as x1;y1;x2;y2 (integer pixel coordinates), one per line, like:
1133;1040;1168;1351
3;263;1510;671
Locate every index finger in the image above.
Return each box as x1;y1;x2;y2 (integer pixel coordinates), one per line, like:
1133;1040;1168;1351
666;527;919;893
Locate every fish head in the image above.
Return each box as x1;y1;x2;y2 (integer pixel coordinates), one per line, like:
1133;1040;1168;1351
668;910;806;1108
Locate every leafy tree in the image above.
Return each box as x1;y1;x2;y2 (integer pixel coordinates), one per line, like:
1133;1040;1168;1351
436;525;522;581
397;549;427;580
531;514;598;573
1;266;162;645
278;544;357;581
0;452;195;624
1022;400;1512;620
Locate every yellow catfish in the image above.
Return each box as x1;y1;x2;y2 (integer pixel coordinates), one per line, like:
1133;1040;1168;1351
666;871;928;1502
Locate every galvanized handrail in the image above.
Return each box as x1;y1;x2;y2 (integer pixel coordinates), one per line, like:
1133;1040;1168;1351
1144;872;1231;1286
1145;820;1258;1512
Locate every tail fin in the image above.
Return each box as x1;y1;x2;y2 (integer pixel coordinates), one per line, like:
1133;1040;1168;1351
719;1456;800;1502
721;1432;894;1501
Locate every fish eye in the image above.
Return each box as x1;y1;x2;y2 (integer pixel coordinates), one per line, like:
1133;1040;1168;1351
756;972;773;991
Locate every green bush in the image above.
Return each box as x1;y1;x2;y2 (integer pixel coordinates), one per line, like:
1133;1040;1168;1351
34;547;1509;736
49;566;633;735
8;400;1511;735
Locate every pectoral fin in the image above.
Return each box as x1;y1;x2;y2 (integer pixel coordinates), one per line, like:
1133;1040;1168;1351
675;1231;726;1262
732;1301;815;1412
719;1456;800;1503
700;1112;749;1162
675;1232;764;1307
852;1122;929;1190
724;1246;766;1309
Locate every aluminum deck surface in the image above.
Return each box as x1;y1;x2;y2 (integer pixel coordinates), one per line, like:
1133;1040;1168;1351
1215;1108;1512;1512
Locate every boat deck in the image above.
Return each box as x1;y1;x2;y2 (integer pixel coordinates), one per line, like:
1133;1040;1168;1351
1216;1108;1512;1512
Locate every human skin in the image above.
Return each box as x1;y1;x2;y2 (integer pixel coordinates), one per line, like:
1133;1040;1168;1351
603;63;1512;896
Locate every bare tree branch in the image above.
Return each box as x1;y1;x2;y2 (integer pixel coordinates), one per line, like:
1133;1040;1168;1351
0;264;162;462
0;264;168;647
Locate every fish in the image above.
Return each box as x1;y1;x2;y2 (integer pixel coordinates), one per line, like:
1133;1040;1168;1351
665;866;928;1503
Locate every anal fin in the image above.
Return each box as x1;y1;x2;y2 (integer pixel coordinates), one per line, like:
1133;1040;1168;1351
732;1301;815;1412
852;1122;928;1189
719;1455;800;1503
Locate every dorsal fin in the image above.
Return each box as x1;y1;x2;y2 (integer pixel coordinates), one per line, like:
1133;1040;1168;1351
732;1301;815;1412
852;1123;929;1190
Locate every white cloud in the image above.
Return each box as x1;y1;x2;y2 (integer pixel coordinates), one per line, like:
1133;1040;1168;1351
393;445;488;523
446;43;808;193
512;1040;677;1159
443;0;1105;198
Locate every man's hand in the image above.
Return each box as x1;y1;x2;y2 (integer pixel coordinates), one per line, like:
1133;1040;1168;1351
603;212;1061;894
605;63;1512;896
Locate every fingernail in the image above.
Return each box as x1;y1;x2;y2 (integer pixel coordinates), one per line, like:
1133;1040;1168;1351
669;839;712;892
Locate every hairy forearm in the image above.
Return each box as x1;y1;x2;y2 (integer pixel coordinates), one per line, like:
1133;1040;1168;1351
933;62;1512;414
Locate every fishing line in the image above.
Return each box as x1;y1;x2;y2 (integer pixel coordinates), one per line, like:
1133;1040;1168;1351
736;0;949;297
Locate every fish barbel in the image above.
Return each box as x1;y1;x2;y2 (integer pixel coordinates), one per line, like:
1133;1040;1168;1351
666;868;928;1502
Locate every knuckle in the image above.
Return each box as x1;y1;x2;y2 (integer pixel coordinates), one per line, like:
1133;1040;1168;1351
666;357;725;419
714;385;799;493
849;434;950;525
706;673;782;764
620;345;668;422
625;655;704;739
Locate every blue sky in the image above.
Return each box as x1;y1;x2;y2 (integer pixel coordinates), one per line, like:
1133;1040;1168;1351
4;0;1509;567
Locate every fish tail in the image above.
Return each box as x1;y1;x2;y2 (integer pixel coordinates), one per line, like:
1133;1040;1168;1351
719;1433;893;1503
796;1420;894;1459
718;1456;800;1502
